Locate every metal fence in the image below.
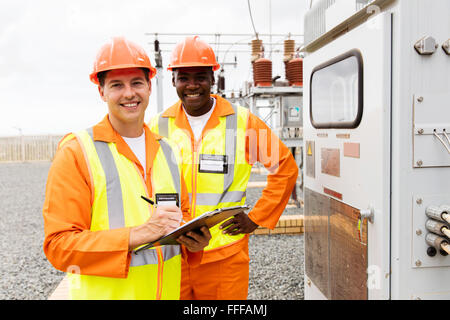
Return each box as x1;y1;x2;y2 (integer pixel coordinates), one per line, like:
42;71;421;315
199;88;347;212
0;135;63;162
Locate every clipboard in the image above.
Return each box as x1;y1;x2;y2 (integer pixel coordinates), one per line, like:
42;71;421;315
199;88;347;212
134;205;250;254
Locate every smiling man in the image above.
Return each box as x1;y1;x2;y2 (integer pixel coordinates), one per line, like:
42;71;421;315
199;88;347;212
42;37;211;300
172;66;214;116
97;67;150;137
149;36;298;300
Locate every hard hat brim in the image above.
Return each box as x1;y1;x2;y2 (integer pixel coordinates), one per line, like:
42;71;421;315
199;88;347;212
90;65;157;85
167;62;220;72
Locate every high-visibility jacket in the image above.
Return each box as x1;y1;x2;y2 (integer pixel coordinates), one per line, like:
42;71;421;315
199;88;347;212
149;99;253;259
53;126;183;300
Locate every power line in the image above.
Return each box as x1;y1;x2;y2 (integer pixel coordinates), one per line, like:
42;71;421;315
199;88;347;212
145;32;303;37
151;41;291;46
146;49;279;53
247;0;259;39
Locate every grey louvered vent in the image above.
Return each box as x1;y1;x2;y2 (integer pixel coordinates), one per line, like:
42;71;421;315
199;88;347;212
304;0;376;46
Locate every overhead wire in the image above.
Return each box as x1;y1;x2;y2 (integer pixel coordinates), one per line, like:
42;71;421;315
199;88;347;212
220;36;253;65
247;0;259;40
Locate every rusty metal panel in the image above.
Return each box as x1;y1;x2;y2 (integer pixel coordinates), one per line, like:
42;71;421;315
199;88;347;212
321;148;340;177
305;188;330;298
305;188;368;300
329;199;368;300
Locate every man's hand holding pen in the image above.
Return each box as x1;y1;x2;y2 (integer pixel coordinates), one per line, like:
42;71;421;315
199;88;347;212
141;195;187;224
131;195;211;253
129;204;183;250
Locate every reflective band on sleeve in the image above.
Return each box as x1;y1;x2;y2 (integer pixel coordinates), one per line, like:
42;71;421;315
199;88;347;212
159;117;169;138
87;127;125;230
158;139;181;196
194;191;245;206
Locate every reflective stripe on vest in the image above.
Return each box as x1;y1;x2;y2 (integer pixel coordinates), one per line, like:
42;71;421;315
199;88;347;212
189;191;246;206
66;128;182;300
152;103;252;253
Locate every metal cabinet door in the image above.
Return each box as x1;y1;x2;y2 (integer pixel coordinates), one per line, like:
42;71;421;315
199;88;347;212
303;12;392;300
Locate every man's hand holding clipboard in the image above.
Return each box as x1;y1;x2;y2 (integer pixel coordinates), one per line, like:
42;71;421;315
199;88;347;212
219;208;259;236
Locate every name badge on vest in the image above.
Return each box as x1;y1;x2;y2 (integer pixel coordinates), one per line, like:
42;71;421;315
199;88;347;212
155;193;179;207
198;154;228;174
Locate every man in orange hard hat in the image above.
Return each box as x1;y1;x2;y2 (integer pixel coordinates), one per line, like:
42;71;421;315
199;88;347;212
43;36;211;300
149;36;298;299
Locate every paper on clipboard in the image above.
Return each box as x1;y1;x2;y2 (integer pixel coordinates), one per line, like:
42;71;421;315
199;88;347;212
134;205;250;254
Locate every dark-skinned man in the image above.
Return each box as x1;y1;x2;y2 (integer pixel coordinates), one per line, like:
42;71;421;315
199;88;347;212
149;36;298;300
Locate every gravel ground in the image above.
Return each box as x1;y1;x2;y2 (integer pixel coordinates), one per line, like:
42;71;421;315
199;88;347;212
0;162;64;300
0;162;304;300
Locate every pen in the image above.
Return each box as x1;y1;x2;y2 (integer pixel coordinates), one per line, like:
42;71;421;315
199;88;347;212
141;195;157;207
140;195;187;224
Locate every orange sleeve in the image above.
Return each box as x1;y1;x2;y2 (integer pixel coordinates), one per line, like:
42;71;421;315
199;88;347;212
42;137;131;278
245;113;299;229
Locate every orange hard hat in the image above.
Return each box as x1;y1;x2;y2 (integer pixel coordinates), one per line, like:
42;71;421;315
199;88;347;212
90;36;157;85
167;36;220;71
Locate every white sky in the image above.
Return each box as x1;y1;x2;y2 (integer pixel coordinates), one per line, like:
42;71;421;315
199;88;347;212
0;0;307;136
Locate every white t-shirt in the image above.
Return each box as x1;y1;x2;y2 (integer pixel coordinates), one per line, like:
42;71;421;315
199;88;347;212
183;98;216;141
122;131;146;178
